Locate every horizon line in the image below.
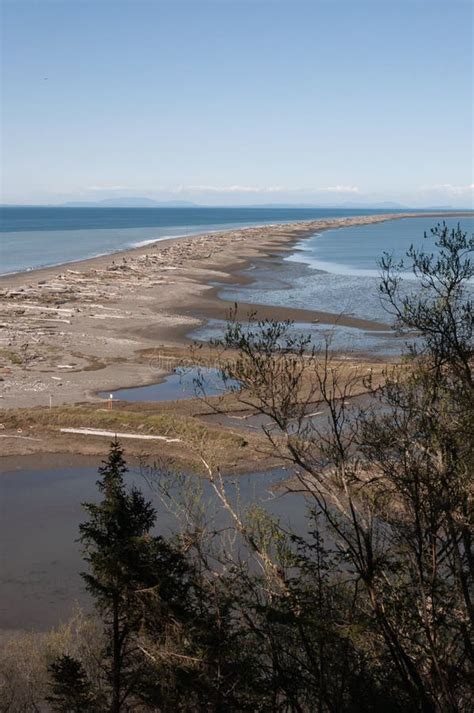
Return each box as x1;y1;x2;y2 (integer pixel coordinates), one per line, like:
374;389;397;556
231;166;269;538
2;203;473;211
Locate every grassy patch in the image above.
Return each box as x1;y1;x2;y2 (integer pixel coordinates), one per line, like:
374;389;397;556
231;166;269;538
0;348;23;366
0;405;249;453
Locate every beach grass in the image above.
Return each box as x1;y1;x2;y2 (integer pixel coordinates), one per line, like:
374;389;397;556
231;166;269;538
0;405;252;470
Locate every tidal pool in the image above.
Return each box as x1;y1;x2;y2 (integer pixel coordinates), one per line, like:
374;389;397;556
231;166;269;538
99;366;237;402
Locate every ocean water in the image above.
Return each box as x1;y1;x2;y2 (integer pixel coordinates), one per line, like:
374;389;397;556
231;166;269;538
2;208;471;354
1;205;413;275
218;216;474;324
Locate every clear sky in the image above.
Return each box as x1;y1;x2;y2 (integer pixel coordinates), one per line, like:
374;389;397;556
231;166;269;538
1;0;472;207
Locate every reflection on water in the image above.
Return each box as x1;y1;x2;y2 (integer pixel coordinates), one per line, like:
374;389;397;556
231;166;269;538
219;260;391;324
99;367;237;402
0;462;305;631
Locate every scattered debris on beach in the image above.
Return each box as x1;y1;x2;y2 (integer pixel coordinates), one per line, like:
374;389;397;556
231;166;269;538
0;214;416;412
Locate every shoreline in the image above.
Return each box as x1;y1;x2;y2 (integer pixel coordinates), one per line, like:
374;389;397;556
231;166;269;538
1;210;471;287
0;210;470;461
0;212;465;394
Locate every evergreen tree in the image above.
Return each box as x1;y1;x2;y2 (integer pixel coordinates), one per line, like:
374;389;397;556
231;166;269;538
78;440;194;711
47;441;262;711
46;655;99;712
45;223;472;711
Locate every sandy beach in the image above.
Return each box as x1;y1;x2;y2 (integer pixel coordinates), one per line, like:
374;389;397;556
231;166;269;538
0;211;470;465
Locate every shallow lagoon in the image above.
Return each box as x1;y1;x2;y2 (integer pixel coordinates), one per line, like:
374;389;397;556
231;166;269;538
100;366;235;402
286;216;470;276
213;216;474;353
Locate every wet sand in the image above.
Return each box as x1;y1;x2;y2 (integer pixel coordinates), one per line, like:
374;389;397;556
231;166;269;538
0;211;469;460
1;212;464;407
1;211;469;633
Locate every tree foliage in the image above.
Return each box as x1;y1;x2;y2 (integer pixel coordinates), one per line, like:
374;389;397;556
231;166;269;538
205;222;473;711
47;655;99;712
45;223;472;712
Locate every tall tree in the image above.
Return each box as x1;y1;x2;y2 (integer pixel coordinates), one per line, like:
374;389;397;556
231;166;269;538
78;440;197;711
47;442;268;712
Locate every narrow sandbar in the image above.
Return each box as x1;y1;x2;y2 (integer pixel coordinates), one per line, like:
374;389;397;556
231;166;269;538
0;211;470;412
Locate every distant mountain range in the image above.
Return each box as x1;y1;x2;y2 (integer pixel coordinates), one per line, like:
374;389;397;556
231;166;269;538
58;198;417;209
241;201;412;209
1;198;462;210
59;198;414;209
58;199;460;210
60;198;199;208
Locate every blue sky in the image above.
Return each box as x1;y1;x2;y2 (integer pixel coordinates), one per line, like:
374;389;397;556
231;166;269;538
1;0;472;207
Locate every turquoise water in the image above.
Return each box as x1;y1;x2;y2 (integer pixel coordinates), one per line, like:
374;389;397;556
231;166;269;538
1;205;422;275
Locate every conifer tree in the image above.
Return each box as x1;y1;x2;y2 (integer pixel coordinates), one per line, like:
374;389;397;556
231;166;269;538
78;440;195;711
47;655;99;712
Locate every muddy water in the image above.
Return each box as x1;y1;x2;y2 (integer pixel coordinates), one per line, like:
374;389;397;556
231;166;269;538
0;457;306;631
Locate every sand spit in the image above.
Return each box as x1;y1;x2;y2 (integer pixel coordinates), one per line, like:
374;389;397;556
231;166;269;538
0;211;468;412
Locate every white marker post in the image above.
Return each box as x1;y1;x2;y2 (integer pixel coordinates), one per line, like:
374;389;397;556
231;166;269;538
108;394;114;411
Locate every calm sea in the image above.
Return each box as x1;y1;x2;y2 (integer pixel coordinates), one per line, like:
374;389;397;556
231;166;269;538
218;215;474;319
287;216;474;276
1;205;416;275
193;214;474;354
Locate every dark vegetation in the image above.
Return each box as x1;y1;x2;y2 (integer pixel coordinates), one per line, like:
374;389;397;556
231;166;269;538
1;224;472;711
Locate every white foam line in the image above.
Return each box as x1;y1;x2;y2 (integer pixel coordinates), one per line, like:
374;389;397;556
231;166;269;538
129;225;244;248
0;219;309;275
131;232;193;247
60;427;181;442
